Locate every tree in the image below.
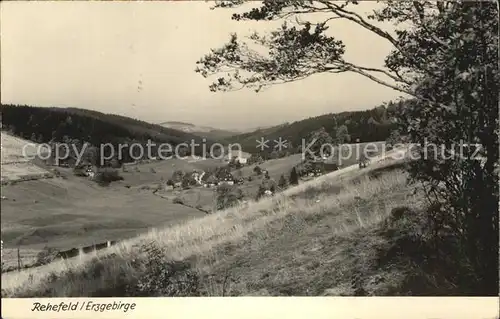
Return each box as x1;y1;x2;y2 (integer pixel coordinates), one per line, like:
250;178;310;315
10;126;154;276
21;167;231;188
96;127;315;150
255;184;266;200
196;1;499;295
253;165;262;176
385;129;402;151
289;167;299;185
336;125;351;145
82;144;99;166
181;177;190;189
216;184;244;210
303;127;333;160
171;170;185;182
278;174;288;190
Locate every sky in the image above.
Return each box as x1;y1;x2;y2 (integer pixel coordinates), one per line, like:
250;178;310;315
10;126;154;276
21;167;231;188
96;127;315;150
1;1;402;131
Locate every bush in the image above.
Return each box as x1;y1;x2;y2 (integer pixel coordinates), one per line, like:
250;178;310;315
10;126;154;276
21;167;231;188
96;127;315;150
289;167;299;185
52;169;62;177
129;242;200;296
173;197;184;205
216;184;243;210
34;247;59;267
372;204;489;295
255;185;266;200
73;167;87;177
278;174;288;190
94;169;123;187
253;166;262;176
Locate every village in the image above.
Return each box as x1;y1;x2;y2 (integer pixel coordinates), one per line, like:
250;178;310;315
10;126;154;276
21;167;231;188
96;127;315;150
38;145;349;211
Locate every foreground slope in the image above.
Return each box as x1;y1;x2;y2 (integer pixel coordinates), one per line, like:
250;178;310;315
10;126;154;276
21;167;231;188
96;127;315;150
1;132;51;184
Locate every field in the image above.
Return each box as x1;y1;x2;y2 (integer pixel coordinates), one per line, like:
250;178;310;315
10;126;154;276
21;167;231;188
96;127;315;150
1;175;207;250
0;157;226;270
1;132;51;184
1;146;424;297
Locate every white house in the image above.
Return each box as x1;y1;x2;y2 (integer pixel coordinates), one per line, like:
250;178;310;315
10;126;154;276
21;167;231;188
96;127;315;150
226;150;252;165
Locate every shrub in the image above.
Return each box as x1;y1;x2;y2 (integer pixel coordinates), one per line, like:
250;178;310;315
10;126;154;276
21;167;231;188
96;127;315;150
110;159;121;169
278;174;288;190
34;247;59;267
52;169;62;177
94;169;123;187
173;197;184;205
129;242;200;297
289;167;299;185
253;166;262;176
374;205;474;295
216;184;243;211
73;167;87;177
255;185;266;200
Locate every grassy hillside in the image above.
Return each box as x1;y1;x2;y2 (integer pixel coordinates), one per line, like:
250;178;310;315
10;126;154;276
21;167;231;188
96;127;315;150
1;153;227;245
5;151;461;297
1;173;207;251
227;101;405;155
1;132;52;184
0;104;223;162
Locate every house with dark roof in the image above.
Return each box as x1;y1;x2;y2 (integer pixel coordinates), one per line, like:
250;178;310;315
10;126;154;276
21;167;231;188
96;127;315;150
224;150;252;165
202;174;219;187
219;172;235;185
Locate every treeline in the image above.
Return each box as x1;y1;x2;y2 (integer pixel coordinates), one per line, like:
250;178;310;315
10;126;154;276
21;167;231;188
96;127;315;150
0;104;220;165
228;100;408;156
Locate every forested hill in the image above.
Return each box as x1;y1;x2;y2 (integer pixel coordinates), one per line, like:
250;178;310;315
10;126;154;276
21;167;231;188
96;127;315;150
227;101;408;154
0;104;223;160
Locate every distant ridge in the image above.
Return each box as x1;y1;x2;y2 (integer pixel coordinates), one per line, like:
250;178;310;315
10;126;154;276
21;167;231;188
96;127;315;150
158;121;241;139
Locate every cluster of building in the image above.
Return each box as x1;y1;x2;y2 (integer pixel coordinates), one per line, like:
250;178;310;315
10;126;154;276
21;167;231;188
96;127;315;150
167;169;243;190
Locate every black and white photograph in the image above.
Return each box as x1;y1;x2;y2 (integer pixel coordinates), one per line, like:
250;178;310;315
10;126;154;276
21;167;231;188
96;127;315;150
0;0;498;307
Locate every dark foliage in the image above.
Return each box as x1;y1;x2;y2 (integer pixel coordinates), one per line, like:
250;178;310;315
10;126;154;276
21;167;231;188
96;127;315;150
216;184;244;210
289;167;299;185
0;104;219;164
94;169;123;187
129;242;200;297
226;103;403;156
